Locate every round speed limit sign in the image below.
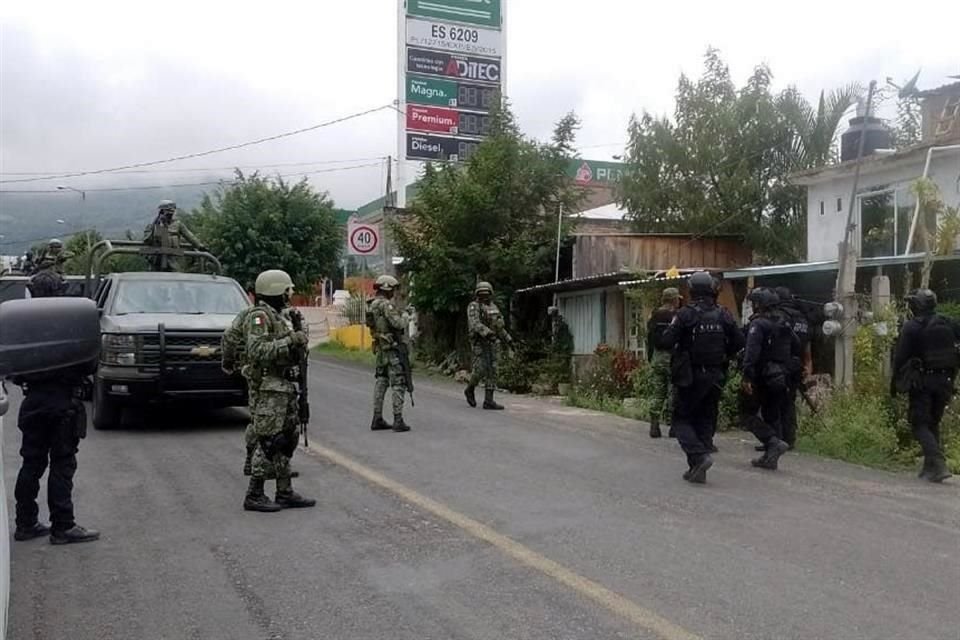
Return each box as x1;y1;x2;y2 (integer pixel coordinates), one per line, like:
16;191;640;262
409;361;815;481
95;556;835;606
348;224;379;255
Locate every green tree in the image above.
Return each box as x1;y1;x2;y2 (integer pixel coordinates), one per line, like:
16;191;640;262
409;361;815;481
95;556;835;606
392;105;585;354
188;173;342;292
62;230;149;275
777;83;862;167
619;49;860;264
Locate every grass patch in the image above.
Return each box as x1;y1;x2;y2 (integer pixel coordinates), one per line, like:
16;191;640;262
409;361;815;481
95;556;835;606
563;387;646;421
312;341;376;367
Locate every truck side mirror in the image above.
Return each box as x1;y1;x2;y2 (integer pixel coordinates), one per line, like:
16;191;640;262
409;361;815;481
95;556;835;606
0;298;100;377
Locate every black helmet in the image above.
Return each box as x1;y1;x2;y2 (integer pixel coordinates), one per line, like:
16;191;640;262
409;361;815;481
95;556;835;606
906;288;937;315
688;271;716;299
748;287;780;312
774;286;794;304
27;270;67;298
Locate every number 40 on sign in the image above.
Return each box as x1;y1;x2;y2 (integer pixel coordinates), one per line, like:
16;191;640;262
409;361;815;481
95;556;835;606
347;221;381;256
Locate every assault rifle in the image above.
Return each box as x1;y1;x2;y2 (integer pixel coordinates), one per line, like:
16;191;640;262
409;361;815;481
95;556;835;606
289;308;310;447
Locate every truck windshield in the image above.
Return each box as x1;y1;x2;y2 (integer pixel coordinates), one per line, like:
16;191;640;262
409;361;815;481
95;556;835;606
112;280;249;315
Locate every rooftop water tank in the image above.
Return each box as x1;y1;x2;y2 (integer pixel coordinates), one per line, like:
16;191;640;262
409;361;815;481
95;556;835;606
840;116;893;162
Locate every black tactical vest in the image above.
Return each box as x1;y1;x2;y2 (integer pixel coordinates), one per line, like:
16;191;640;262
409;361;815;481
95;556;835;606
765;315;793;364
919;315;959;370
690;305;727;366
783;305;810;350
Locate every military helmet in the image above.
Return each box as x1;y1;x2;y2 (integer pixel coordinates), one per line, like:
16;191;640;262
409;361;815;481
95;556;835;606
906;288;937;315
158;199;176;211
48;238;63;249
475;281;493;295
254;269;294;297
774;286;794;304
661;287;680;303
688;271;716;298
27;270;67;298
376;274;399;292
748;287;780;311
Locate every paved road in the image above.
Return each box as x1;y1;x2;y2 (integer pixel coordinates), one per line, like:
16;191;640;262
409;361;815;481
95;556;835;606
5;356;959;640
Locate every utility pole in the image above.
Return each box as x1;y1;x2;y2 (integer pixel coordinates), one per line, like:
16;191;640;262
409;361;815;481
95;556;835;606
383;155;394;277
834;80;877;388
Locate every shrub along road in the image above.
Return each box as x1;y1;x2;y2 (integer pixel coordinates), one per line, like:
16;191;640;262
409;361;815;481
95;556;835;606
5;355;958;640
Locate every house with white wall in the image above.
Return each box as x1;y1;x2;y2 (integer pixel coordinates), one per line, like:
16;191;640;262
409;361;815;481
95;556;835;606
792;82;960;263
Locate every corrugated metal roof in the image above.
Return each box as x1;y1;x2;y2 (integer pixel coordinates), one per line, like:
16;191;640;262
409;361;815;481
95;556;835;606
722;253;960;280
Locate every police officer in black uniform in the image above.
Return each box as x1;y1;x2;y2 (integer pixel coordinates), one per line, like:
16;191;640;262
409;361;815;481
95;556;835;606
740;287;798;471
11;270;100;544
891;289;956;483
771;286;812;449
660;272;743;484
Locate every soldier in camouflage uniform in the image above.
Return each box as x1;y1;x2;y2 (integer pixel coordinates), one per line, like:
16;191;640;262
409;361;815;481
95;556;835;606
369;275;411;433
241;269;315;512
143;200;205;272
646;287;681;438
464;281;512;410
31;239;71;275
222;304;300;479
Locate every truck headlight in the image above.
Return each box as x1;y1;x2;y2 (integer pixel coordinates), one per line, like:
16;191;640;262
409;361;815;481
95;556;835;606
102;334;138;365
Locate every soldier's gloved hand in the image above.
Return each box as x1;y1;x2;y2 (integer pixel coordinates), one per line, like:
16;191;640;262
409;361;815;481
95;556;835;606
291;331;309;348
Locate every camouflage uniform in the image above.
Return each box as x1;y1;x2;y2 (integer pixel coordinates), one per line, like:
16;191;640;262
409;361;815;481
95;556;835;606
646;288;680;438
143;201;204;272
244;302;300;489
465;282;512;410
31;239;71;275
222;306;263;476
368;275;411;432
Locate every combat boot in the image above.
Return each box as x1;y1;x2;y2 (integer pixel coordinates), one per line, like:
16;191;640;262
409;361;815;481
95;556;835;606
371;416;392;431
483;388;504;410
464;385;477;408
392;417;411;433
684;455;713;484
275;490;317;509
14;522;51;541
244;478;282;512
649;417;662;439
926;458;952;483
50;525;100;545
918;458;933;480
752;438;789;471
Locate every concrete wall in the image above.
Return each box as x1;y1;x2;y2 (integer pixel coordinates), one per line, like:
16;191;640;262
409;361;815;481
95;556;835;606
806;149;960;261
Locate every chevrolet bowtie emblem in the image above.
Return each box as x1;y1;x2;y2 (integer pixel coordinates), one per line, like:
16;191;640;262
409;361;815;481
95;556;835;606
190;345;218;358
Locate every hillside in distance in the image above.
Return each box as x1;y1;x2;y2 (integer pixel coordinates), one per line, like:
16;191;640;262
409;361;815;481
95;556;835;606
0;184;218;255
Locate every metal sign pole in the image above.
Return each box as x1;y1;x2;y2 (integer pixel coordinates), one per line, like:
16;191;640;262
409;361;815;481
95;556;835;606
396;0;407;210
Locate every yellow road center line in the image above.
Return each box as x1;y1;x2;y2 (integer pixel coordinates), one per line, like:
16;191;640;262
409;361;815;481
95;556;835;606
304;442;702;640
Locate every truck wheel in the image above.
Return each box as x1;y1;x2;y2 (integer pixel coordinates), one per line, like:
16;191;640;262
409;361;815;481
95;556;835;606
92;380;122;430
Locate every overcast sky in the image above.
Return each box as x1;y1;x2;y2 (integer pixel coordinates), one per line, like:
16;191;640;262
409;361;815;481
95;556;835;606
1;0;957;210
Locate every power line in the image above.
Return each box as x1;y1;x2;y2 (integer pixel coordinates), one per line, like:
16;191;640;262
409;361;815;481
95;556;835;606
0;162;385;246
0;156;390;176
0;162;384;195
0;104;394;184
